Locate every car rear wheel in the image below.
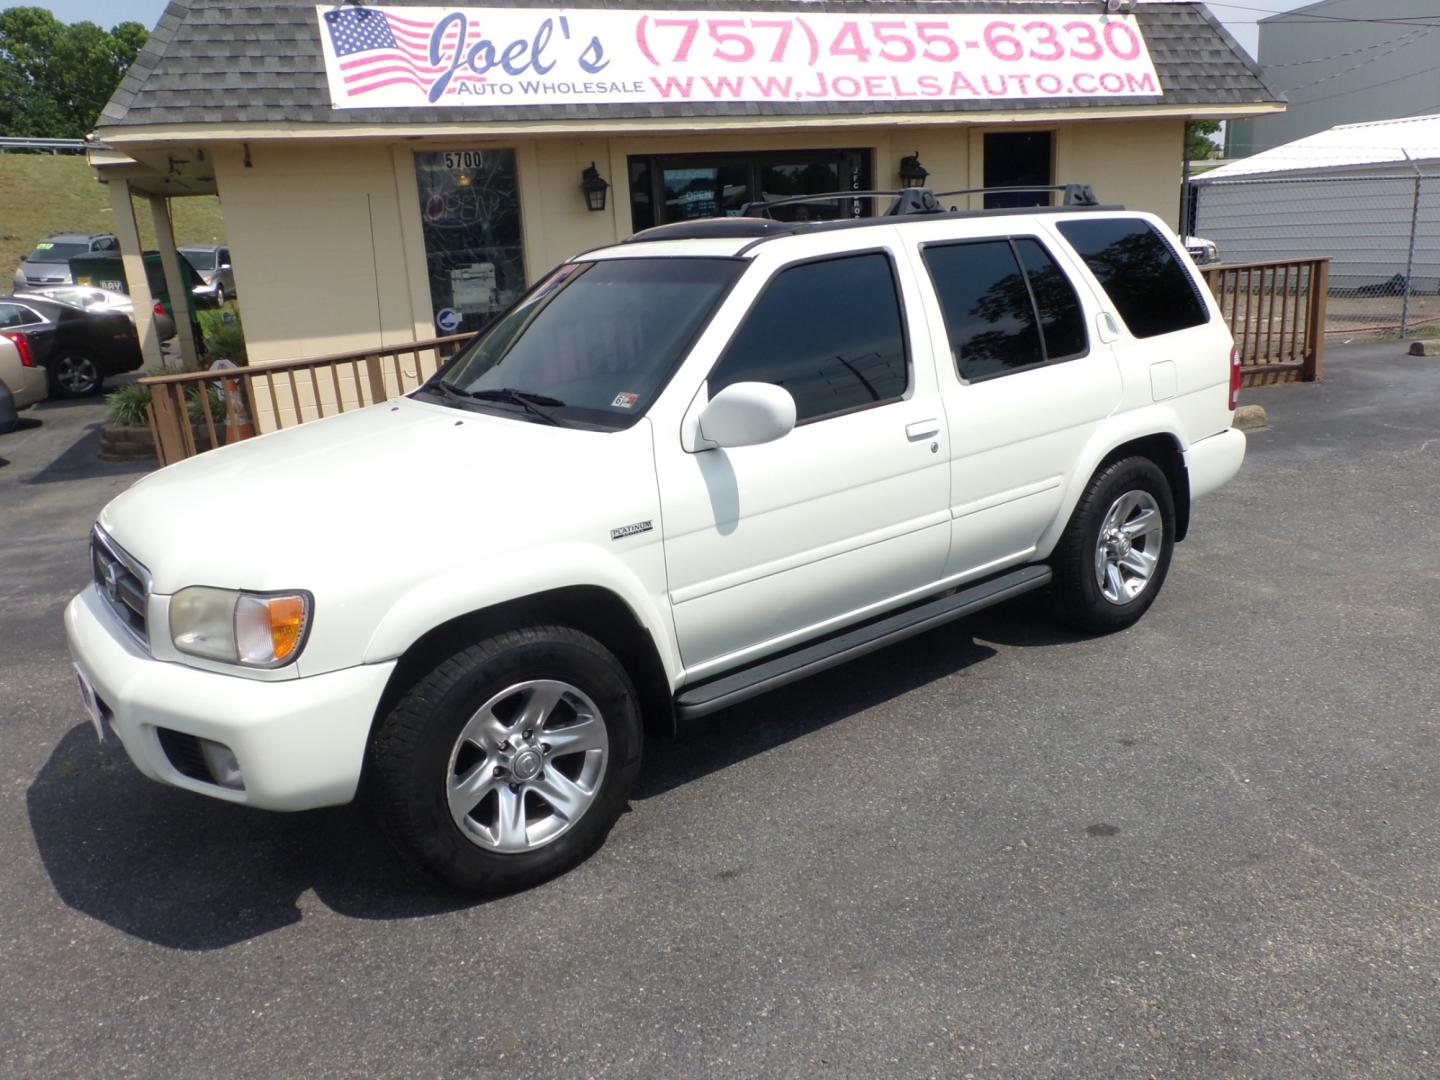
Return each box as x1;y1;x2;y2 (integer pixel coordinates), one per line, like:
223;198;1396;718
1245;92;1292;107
368;626;642;893
50;351;103;397
1050;456;1175;633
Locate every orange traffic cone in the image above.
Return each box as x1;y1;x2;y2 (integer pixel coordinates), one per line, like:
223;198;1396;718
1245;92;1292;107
211;359;255;443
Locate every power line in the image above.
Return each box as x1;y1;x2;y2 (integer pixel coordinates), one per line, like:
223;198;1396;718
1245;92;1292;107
1262;27;1432;66
1279;30;1436;93
1289;64;1439;106
1204;2;1440;27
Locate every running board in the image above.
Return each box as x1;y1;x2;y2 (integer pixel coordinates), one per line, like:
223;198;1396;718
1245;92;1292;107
674;564;1052;721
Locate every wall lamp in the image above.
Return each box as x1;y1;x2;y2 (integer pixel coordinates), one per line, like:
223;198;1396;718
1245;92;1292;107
899;151;929;188
581;162;610;212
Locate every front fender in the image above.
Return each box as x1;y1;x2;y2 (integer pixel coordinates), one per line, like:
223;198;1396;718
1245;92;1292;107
360;540;683;687
1034;406;1189;559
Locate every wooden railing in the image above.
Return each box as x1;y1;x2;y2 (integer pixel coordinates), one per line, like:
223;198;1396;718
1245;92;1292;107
139;334;471;465
1202;257;1329;386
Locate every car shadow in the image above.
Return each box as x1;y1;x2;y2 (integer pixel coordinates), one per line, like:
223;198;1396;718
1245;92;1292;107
963;592;1097;649
637;621;998;799
24;419;150;485
30;621;1003;950
27;724;475;950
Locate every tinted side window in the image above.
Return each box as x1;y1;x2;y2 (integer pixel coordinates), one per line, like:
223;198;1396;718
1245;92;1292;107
1013;238;1088;360
922;240;1043;380
1056;218;1208;339
0;304;40;327
711;252;908;423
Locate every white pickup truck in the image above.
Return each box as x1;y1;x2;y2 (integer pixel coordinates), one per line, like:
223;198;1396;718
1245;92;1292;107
66;188;1245;892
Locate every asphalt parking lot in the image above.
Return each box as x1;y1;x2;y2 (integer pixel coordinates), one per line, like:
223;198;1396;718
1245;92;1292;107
2;344;1438;1079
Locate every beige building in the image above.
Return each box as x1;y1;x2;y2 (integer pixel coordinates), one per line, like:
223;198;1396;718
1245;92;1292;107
90;0;1281;374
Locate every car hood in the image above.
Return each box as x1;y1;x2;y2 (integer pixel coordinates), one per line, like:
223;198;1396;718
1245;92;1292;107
98;395;658;596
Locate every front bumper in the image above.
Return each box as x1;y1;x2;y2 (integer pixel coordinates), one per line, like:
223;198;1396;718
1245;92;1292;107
191;281;223;306
65;584;396;810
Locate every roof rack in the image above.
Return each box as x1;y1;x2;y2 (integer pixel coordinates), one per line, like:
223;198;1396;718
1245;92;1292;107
619;183;1112;246
739;183;1099;219
934;183;1099;208
739;190;924;218
624;217;800;243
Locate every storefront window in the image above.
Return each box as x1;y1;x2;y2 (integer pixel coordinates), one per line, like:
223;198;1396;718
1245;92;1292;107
983;132;1054;209
629;149;871;232
414;150;525;335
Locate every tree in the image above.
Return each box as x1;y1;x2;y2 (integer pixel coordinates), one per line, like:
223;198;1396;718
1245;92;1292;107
1186;120;1222;162
0;8;148;138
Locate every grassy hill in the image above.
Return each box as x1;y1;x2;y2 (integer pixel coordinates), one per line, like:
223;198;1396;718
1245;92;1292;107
0;153;224;280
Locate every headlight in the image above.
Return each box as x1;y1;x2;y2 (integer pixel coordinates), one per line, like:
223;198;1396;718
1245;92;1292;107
170;587;311;667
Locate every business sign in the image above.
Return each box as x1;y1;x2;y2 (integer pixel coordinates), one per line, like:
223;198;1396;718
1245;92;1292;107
317;6;1161;109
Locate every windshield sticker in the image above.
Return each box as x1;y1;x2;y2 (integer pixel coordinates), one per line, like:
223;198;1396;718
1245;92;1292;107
611;392;638;409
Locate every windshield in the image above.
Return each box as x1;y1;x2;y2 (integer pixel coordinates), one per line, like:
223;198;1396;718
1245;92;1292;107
181;249;216;270
34;287;114;310
428;257;743;430
27;242;87;265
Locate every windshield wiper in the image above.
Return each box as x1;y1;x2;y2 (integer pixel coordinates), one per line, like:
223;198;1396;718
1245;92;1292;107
463;387;566;426
418;382;566;426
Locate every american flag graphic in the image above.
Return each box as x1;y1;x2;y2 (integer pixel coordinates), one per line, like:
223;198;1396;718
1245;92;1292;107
322;7;480;98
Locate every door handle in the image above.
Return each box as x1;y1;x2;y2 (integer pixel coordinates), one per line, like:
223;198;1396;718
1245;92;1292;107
905;419;941;441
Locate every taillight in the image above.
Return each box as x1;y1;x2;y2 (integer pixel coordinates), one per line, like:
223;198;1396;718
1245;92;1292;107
153;301;166;316
1228;346;1241;411
1;330;33;367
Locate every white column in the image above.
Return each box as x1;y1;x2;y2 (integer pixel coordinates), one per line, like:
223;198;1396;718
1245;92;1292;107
148;195;201;371
106;178;163;371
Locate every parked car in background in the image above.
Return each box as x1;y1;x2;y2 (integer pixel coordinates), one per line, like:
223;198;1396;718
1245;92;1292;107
13;233;119;291
69;251;202;349
0;296;143;397
179;245;235;307
18;286;177;342
0;323;49;431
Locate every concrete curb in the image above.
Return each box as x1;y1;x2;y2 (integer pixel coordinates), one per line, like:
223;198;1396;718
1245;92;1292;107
1233;404;1269;431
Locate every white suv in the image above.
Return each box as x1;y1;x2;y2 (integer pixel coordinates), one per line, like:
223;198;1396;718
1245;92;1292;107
66;188;1246;892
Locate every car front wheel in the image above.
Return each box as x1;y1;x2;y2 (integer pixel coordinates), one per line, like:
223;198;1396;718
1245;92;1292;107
50;351;103;397
1050;456;1175;633
368;626;642;893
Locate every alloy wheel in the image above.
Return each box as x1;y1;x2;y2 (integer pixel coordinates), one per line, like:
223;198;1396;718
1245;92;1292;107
55;354;100;395
445;679;609;853
1093;489;1163;605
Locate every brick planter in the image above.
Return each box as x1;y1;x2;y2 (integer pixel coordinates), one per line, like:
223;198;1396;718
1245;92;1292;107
99;423;214;463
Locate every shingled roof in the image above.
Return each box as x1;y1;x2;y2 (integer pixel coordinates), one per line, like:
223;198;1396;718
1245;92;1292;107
99;0;1280;129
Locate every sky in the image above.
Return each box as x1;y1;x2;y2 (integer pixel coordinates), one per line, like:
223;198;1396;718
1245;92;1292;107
32;0;1305;59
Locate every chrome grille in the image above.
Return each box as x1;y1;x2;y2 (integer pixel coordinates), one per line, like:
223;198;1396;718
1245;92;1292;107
91;527;150;646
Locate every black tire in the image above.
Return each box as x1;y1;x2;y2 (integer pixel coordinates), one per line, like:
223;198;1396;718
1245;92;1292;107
1050;456;1176;634
49;350;104;398
368;626;643;894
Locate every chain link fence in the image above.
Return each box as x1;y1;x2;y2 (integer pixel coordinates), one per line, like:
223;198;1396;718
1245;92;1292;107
1189;172;1440;339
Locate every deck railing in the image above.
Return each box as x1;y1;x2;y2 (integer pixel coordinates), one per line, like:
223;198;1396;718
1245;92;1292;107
139;334;470;465
1201;257;1329;386
140;256;1332;466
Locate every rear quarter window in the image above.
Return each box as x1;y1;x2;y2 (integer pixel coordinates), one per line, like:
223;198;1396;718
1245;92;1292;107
1056;218;1208;339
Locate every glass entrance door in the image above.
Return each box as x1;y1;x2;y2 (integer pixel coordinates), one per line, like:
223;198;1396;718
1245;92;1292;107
629;149;872;233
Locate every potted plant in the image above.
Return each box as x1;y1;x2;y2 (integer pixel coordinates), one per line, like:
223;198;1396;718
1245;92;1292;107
100;379;226;462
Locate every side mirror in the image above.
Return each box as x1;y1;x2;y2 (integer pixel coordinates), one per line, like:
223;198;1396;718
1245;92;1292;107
697;381;796;449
